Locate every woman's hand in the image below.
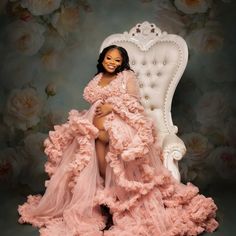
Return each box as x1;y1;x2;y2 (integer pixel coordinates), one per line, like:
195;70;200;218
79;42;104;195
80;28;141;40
95;102;113;117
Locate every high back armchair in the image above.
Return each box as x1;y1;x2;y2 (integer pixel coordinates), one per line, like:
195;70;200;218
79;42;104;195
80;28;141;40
100;21;188;181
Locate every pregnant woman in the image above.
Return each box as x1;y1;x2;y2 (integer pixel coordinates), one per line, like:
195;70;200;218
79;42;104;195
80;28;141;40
18;45;219;236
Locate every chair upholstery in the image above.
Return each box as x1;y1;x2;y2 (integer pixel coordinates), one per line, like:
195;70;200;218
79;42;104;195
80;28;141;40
100;21;188;181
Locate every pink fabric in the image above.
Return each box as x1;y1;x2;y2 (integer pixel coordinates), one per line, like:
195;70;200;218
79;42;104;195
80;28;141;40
18;70;219;235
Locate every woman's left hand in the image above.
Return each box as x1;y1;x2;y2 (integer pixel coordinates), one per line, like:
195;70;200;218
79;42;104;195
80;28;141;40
95;102;113;117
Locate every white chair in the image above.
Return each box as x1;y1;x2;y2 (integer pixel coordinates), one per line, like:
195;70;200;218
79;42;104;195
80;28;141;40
100;21;188;181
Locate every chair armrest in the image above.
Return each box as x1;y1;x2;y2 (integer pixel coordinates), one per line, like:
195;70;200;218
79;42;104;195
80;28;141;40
161;133;186;182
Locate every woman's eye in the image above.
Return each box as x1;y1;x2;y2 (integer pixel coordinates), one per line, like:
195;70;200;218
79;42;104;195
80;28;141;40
116;60;121;62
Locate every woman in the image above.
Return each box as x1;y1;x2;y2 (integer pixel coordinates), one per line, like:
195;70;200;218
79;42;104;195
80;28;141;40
18;45;219;236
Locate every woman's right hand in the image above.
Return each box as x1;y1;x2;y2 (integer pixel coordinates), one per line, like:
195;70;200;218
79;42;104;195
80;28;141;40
95;102;113;117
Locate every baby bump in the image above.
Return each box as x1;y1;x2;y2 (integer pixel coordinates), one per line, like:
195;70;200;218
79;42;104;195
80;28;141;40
93;115;110;143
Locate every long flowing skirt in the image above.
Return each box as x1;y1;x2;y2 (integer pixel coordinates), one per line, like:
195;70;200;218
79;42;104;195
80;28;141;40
18;101;219;236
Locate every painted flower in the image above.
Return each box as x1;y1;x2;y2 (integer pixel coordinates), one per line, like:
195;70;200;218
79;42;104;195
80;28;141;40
51;6;80;36
179;160;198;182
40;109;66;131
174;0;210;14
0;147;27;182
208;146;236;179
7;20;45;55
186;21;224;53
200;125;226;146
3;88;42;130
181;132;213;162
24;132;47;158
180;132;214;186
20;0;62;16
156;2;187;36
195;90;229;126
180;160;213;188
43;29;66;51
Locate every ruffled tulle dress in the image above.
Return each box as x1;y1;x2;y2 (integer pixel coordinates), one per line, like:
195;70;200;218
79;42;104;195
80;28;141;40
18;70;219;236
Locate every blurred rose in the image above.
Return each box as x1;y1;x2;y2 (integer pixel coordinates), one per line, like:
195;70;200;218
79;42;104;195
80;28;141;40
181;132;213;163
40;109;66;131
195;90;229;126
179;160;198;182
200;125;226;146
52;6;79;36
7;20;45;55
0;147;27;182
24;132;47;158
43;30;65;51
180;132;214;186
208;146;236;179
20;0;62;16
186;21;224;53
156;3;187;36
180;160;213;188
3;88;42;130
6;1;32;21
19;9;32;21
174;0;210;14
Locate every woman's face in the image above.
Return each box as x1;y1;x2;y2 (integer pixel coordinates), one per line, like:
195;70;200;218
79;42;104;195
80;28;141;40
102;48;123;74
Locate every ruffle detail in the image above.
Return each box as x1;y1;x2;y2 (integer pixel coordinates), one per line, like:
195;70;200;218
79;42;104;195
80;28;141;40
18;195;44;227
18;70;219;236
105;95;155;162
44;109;98;177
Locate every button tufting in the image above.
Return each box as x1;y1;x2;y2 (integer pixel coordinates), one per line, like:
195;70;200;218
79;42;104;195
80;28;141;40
131;61;135;65
142;61;146;65
144;95;149;100
139;83;143;88
146;72;151;77
150;83;156;88
157;72;162;76
150;106;155;111
163;60;167;65
153;60;156;65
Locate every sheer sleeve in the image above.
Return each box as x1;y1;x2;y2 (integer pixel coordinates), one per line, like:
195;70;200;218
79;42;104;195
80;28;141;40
125;70;141;100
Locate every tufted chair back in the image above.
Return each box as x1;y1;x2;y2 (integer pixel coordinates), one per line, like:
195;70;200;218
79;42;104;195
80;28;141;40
100;21;188;181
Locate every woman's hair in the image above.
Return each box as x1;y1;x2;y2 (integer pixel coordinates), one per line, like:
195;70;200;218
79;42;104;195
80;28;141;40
95;45;132;75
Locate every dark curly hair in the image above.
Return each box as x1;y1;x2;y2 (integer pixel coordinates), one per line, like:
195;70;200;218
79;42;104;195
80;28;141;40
95;45;132;75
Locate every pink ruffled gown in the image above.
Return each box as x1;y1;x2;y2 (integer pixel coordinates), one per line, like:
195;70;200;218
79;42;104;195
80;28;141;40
18;70;219;236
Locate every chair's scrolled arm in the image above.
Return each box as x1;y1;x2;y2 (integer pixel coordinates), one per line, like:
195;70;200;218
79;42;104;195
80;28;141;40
161;133;186;181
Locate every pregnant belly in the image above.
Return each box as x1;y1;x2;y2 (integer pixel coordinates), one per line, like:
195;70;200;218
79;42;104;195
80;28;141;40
93;115;108;130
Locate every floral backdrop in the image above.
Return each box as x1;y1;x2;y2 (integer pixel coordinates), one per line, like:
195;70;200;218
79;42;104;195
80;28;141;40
0;0;235;195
